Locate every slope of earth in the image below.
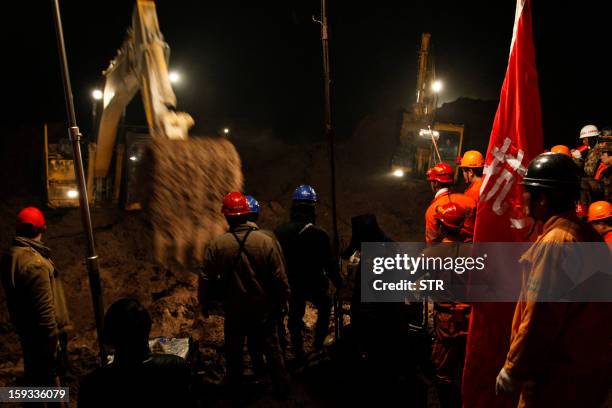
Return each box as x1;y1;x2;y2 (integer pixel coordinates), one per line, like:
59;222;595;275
0;114;435;406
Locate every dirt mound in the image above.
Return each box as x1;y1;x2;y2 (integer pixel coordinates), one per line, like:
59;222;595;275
145;137;243;266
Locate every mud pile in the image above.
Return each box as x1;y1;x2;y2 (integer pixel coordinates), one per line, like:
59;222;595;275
145;137;243;265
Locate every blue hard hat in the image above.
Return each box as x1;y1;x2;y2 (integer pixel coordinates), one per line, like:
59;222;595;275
292;184;318;202
245;195;260;214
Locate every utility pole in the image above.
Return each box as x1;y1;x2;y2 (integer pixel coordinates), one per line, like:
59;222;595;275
315;0;341;341
52;0;106;364
317;0;339;255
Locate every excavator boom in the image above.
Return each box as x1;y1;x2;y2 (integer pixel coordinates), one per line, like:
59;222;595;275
90;0;242;265
95;0;193;178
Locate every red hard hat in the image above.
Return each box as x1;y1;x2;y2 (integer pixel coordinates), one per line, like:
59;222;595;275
427;162;454;184
221;192;251;216
17;207;46;229
434;202;466;230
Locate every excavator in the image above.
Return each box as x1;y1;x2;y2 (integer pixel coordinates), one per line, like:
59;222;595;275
391;33;464;179
47;0;243;265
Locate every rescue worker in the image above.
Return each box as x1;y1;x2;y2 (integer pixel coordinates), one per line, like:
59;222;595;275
495;153;612;407
572;124;599;166
0;207;71;388
425;162;476;244
274;184;342;360
550;144;571;157
587;201;612;242
199;192;290;396
78;298;195;407
424;202;472;408
595;141;611;202
573;124;602;212
245;194;290;354
458;150;484;204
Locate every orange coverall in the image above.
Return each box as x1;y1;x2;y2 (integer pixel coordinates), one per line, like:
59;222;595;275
464;178;483;204
425;189;476;244
504;213;612;407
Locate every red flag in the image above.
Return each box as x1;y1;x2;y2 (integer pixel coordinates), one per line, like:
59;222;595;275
462;0;543;407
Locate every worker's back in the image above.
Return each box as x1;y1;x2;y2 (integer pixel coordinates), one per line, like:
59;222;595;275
200;222;289;319
78;353;194;407
425;191;476;244
275;221;339;293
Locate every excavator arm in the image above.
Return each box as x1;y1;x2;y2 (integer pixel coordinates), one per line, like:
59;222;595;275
94;0;193;178
89;0;243;266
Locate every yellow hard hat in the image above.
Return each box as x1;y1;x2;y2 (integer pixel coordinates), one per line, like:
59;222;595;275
588;201;612;222
550;145;571;157
459;150;484;168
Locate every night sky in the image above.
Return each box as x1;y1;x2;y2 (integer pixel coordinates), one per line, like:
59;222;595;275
4;1;610;147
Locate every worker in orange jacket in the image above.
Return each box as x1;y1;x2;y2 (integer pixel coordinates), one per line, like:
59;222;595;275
587;200;612;242
425;162;476;244
495;153;612;407
423;202;472;407
458;150;484;204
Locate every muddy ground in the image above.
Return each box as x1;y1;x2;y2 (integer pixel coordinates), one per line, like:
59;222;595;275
0;111;468;406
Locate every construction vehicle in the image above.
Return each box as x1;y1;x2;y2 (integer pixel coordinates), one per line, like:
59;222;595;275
391;33;464;179
47;0;243;265
44;123;80;208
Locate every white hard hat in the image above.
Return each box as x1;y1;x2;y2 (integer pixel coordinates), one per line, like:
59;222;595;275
580;124;600;139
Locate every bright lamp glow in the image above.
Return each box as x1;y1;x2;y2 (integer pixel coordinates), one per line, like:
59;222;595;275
393;169;404;178
419;129;440;139
169;71;180;84
432;80;443;93
129;155;138;162
67;190;79;198
92;89;103;100
223;128;230;134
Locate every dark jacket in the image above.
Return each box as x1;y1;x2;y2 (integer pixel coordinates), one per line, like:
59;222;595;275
199;222;290;319
78;354;194;407
275;221;342;293
0;237;71;343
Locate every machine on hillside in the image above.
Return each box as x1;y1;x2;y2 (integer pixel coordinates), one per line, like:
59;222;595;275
391;33;464;180
46;0;243;265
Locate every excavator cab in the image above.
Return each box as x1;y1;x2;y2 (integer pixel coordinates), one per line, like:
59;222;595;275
44;123;80;208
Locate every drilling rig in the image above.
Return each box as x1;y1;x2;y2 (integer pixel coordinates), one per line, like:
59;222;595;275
391;33;464;179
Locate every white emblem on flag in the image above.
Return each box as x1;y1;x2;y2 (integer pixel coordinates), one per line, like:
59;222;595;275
480;137;528;222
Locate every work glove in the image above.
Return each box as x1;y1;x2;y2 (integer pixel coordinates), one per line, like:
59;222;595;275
495;367;519;396
571;149;581;159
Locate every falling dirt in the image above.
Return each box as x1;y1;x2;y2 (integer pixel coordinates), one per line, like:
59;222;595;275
145;137;243;266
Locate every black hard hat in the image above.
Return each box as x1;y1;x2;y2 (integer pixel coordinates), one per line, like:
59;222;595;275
521;152;580;189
